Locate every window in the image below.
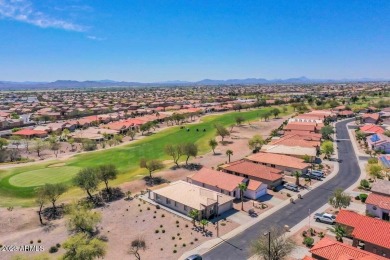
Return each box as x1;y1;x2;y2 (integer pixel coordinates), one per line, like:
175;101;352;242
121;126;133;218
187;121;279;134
155;194;160;200
271;164;275;168
166;198;171;204
184;205;188;211
174;201;177;207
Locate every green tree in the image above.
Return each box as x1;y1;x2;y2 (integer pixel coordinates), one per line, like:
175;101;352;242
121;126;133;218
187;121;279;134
199;219;209;232
139;158;164;178
128;130;136;140
235;115;245;126
65;202;102;235
164;144;184;166
209;139;218;155
62;233;106;260
264;111;272;121
367;164;383;180
226;149;233;163
188;209;199;226
321;125;335;140
251;226;295;260
73;168;100;200
41;183;68;212
271;108;280;118
215;123;230;142
183;143;198;165
238;183;247;210
321;141;334;159
0;138;8;150
293;171;301;186
328;188;351;210
248;135;265;151
328;224;346;242
35;186;47;225
355;131;366;143
62;129;71;139
32;138;47;157
140;123;151;135
97;164;118;193
68;138;76;151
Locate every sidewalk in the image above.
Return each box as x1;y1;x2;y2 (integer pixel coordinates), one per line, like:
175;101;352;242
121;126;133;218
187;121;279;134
261;120;368;260
180;154;340;260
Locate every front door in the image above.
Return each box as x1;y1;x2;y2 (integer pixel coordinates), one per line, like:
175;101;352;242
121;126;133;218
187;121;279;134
383;212;389;221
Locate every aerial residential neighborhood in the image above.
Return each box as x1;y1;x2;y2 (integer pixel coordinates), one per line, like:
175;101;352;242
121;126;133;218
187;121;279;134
1;1;390;260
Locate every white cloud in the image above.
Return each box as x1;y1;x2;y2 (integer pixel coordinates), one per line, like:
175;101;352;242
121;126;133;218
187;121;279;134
87;35;105;41
0;0;86;32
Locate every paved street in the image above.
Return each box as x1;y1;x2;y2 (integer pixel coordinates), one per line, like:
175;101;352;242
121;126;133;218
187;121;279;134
202;119;360;260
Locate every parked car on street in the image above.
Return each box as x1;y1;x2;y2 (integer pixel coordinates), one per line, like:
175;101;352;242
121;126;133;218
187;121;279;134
185;254;203;260
314;213;336;224
283;183;299;192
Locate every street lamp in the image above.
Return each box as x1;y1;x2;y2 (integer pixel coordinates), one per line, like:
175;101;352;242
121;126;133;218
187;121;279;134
264;231;271;260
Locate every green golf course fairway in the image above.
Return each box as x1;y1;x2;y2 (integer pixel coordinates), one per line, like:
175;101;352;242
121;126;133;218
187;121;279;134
0;106;291;207
8;166;81;187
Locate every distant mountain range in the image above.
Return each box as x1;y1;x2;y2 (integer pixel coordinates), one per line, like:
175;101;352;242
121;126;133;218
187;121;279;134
0;77;388;90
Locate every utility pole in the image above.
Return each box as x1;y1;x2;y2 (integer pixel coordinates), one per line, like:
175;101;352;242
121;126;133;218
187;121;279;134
264;231;271;260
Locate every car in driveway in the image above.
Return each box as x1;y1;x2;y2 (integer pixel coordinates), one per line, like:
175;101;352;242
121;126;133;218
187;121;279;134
314;213;336;224
283;183;299;192
185;254;202;260
302;173;322;181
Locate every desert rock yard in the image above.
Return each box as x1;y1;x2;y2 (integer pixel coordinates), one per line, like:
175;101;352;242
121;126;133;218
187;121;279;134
0;195;239;260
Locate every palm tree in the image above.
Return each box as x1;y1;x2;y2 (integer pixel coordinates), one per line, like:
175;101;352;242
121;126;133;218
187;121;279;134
226;149;233;163
237;183;247;211
188;209;199;226
199;219;209;232
328;224;346;242
293;171;301;186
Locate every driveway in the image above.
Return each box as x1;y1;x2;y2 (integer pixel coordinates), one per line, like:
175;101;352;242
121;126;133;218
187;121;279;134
202;119;361;260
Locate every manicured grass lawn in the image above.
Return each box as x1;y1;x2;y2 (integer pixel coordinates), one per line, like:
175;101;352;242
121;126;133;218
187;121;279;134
0;106;291;207
8;166;81;187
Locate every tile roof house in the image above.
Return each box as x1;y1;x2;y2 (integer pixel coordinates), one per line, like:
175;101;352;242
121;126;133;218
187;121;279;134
366;133;390;153
260;144;317;160
149;180;234;220
246;152;310;174
269;134;321;150
370;180;390;196
12;128;48;138
187;167;267;199
284;122;319;134
335;210;390;257
365;192;390;221
220;160;283;189
309;237;388;260
359;124;385;135
362;113;380;124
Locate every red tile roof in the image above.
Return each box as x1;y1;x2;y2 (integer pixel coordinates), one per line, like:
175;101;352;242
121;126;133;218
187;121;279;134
269;134;320;148
246;179;264;191
363;113;380;121
13;129;47;136
365;193;390;210
246;153;310;170
222;160;283;181
336;210;390;250
310;237;388;260
189;167;244;192
359;124;384;134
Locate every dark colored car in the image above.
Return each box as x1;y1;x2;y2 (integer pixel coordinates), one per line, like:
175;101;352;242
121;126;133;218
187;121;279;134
185;254;203;260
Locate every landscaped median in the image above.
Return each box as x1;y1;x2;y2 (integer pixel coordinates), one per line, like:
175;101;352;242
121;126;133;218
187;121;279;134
0;106;292;207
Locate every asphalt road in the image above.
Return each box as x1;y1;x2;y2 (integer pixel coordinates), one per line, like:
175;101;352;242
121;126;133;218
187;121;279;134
203;118;360;260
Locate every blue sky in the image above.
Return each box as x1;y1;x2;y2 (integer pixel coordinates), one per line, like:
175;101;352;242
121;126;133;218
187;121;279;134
0;0;390;82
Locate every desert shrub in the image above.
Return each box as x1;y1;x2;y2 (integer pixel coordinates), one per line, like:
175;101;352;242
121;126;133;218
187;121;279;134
182;243;186;247
30;240;33;244
155;230;159;233
82;139;97;151
56;243;61;248
368;158;378;164
172;237;175;240
359;193;368;203
173;250;177;253
37;240;41;243
302;230;307;237
355;195;361;200
360;179;370;189
286;193;291;197
162;230;165;233
194;238;198;241
161;214;165;218
160;225;163;228
156;205;160;209
176;220;179;224
49;246;58;253
161;248;163;251
303;237;314;247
